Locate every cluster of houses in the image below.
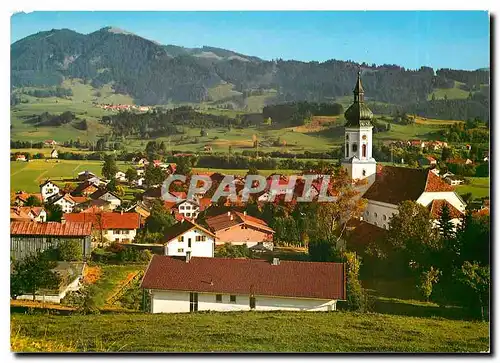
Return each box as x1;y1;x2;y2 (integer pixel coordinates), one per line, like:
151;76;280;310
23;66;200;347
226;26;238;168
10;74;489;314
95;103;150;112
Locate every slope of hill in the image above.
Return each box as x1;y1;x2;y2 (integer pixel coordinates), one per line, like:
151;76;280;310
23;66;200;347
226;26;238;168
11;26;490;121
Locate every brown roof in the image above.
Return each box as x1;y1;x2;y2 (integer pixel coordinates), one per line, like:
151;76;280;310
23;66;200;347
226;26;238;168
10;221;92;236
15;192;43;203
10;207;32;221
363;166;453;205
141;255;346;300
162;220;216;243
428;200;464;219
89;189;121;200
205;211;274;234
71;181;98;196
346;220;388;255
63;212;140;230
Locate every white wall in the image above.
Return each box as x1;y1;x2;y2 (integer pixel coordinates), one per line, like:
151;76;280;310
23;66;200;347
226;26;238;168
177;201;200;219
99;193;121;209
165;229;214;257
150;289;337;313
41;182;60;201
417;192;466;213
104;229;137;243
53;198;75;213
363;200;398;230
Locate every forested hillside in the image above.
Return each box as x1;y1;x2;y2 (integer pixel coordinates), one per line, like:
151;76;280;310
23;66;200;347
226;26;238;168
11;26;490;121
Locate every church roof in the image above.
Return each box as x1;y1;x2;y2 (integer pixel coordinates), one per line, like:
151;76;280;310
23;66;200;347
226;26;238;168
363;166;454;205
344;71;373;128
428;200;463;219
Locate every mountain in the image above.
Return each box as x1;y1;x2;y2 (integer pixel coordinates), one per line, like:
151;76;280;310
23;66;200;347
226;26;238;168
11;26;490;119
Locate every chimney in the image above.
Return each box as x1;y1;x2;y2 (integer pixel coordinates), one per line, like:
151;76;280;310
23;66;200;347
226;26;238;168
186;251;191;263
120;210;123;215
272;258;280;266
243;211;247;216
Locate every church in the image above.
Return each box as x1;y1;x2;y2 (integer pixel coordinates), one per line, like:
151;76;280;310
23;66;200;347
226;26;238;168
342;72;466;231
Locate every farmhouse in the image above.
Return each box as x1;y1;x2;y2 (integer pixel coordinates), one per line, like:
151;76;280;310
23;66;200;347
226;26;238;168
141;255;346;313
63;211;141;245
89;189;122;210
14;192;43;206
161;219;216;258
48;193;78;213
40;180;60;202
50;149;58;159
10;207;47;223
341;73;466;232
10;221;92;261
445;175;465;186
15;154;27;162
71;181;100;197
115;171;127;182
44;140;57;147
77;170;97;182
205;211;275;250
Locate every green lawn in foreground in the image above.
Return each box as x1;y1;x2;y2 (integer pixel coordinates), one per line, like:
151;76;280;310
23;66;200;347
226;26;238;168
11;311;489;352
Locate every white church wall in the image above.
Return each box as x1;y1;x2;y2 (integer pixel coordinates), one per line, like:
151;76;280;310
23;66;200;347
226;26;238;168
417;192;466;212
364;200;399;230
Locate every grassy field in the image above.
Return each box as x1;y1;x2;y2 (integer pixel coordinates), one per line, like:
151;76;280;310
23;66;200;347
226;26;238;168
427;81;473;101
10;159;131;192
456;177;490;199
10;310;489;352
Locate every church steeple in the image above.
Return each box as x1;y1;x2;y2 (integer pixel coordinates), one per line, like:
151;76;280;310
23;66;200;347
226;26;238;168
344;70;373;128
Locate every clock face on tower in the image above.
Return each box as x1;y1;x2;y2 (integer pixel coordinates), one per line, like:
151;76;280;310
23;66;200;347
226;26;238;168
362;135;367;140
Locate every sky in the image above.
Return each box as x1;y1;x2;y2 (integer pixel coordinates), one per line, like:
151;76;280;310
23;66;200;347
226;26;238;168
11;11;490;70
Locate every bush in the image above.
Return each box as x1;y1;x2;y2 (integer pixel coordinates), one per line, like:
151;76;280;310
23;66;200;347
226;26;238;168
58;240;83;261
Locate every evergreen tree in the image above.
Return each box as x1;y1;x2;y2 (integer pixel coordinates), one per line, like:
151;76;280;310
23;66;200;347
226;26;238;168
438;203;455;240
101;154;118;180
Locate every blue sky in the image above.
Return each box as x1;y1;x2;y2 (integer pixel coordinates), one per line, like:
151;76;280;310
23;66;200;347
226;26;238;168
11;11;489;70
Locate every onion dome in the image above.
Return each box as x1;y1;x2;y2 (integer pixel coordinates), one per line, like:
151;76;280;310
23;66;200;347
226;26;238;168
344;71;373;127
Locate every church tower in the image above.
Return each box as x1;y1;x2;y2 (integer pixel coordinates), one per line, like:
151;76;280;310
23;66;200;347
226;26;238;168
342;71;377;184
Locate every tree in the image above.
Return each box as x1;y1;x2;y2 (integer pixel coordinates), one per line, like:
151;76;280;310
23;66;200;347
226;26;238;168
417;266;441;301
144;164;166;188
102;154;118;180
25;195;42;207
343;251;367;312
10;251;61;300
387;201;439;272
58;240;83;261
437;203;455;240
308;238;341;262
175;159;192;176
10;190;16;205
115;185;125;197
144;200;176;234
45;204;63;222
106;177;118;192
441;147;453;162
125;168;137;183
459;261;490;320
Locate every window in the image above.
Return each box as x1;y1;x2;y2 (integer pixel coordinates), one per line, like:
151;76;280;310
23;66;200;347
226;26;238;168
185;205;191;210
366;211;369;216
201;236;206;242
362;144;367;158
216;294;222;303
188;238;192;248
189;292;198;312
383;215;387;221
362;169;366;177
352;143;358;153
186;213;191;217
345;144;349;156
178;236;184;242
115;238;119;242
196;236;202;242
383;224;388;230
114;230;121;234
178;248;184;253
180;206;185;210
122;229;129;234
230;295;236;303
374;222;378;226
374;213;378;218
250;296;256;309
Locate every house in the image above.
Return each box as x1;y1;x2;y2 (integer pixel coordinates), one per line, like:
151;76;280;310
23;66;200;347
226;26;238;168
133;177;145;187
15;154;27;162
89;189;122;210
125;201;151;225
63;211;141;245
77;171;97;182
427;141;448;150
176;199;202;219
136;167;145;177
340;73;466;234
141;256;346;313
204;145;213;152
205;211;275;250
48;193;78;213
10;207;47;222
50;149;58;159
419;156;437;166
40;180;60;202
136;158;149;166
362;166;466;230
115;171;127;182
71;181;99;197
44;140;57;147
10;221;92;261
14;192;43;206
408;140;426;149
445;175;465;186
428;199;464;229
447;158;473;165
161;219;216;258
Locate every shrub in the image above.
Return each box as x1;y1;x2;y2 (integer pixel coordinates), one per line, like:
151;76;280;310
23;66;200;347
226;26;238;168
58;240;83;261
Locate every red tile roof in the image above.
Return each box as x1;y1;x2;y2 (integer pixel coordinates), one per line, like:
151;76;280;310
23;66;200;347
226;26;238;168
15;192;43;203
141;256;346;300
364;166;454;205
63;212;140;230
428;200;464;219
10;221;92;236
346;220;389;255
205;211;274;234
